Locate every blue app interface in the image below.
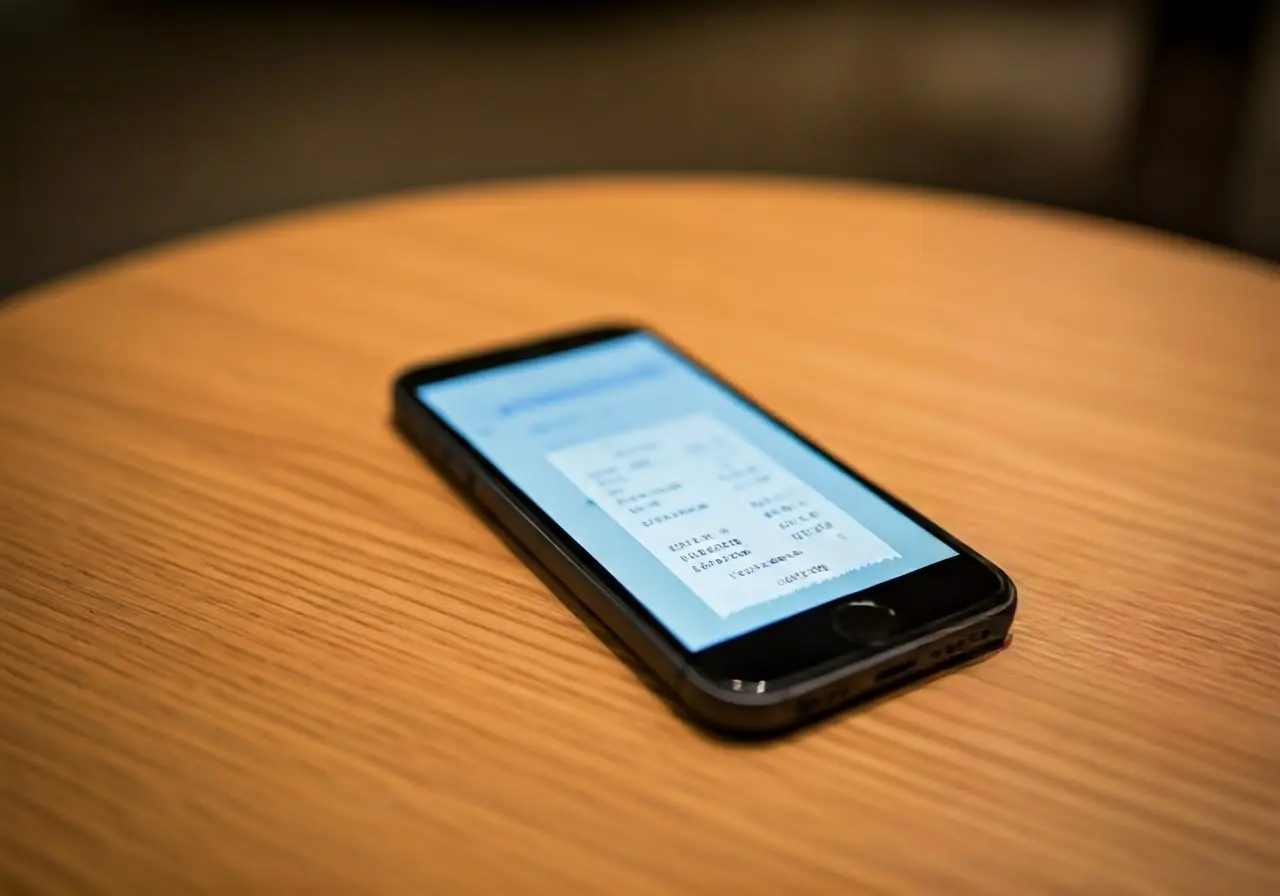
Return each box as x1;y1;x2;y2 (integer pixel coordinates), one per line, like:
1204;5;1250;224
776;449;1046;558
419;333;955;652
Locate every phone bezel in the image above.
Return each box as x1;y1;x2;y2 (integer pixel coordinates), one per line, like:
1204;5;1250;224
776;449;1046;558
395;324;1012;686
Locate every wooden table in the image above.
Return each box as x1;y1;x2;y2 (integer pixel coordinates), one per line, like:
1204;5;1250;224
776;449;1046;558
2;178;1278;893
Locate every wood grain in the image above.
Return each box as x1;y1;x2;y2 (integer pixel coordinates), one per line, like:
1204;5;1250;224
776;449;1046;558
1;177;1278;894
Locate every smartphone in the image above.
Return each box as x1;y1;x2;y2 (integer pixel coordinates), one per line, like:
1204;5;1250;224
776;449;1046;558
392;324;1015;735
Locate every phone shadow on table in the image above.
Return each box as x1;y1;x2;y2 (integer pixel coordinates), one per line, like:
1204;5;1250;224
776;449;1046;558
410;447;1009;747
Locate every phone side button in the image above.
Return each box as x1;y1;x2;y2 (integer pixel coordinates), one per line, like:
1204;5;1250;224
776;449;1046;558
440;451;474;491
470;478;499;510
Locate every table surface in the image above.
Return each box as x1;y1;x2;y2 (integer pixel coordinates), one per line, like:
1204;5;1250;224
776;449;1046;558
2;178;1278;893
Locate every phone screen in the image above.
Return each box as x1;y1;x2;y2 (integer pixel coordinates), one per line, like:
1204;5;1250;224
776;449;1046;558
418;332;956;652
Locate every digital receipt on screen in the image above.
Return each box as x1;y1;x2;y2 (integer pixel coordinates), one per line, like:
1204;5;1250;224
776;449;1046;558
546;414;900;618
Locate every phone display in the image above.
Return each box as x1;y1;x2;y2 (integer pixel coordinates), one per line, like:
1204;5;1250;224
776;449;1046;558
418;333;956;651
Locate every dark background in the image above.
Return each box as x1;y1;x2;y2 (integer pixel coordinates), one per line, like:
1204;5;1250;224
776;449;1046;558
2;1;1277;299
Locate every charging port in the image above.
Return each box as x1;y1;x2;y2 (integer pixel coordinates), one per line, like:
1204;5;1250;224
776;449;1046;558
874;659;918;682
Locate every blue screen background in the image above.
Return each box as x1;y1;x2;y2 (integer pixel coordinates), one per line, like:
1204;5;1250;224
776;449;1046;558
419;333;955;651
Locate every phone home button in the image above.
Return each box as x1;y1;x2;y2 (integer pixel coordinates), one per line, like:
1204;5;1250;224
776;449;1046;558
832;600;899;646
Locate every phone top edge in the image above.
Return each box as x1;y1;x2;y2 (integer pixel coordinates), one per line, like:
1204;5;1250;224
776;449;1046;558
393;321;645;391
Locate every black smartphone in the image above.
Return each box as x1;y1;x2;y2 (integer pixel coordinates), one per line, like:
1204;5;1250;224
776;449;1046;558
392;324;1015;735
